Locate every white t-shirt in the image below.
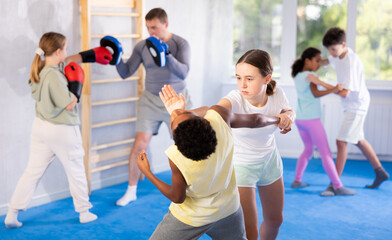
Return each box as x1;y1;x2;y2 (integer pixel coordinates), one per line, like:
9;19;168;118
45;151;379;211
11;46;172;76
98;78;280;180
328;47;370;114
224;87;290;165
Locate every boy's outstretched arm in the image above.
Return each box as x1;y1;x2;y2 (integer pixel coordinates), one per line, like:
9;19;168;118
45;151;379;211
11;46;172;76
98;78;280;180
137;151;187;203
276;109;295;134
321;58;329;66
336;89;350;98
160;85;281;130
320;58;350;97
210;105;280;128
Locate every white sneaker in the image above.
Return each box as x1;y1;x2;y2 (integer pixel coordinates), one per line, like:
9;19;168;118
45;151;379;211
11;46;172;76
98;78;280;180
116;194;137;206
5;219;22;229
116;185;137;206
79;211;98;224
5;209;22;229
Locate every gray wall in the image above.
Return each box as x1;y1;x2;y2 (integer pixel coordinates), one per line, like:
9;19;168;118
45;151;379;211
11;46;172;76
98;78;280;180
0;0;82;215
0;0;233;215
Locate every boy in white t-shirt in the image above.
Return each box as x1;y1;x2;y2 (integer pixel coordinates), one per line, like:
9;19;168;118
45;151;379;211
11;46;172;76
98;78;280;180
321;27;389;191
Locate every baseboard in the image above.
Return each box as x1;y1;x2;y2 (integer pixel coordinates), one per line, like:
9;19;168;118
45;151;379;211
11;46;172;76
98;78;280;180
0;173;133;216
279;149;302;159
282;149;392;162
342;154;392;162
0;165;172;216
0;189;72;216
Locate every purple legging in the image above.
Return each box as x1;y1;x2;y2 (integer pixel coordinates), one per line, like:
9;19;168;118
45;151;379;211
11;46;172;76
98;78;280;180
295;119;343;189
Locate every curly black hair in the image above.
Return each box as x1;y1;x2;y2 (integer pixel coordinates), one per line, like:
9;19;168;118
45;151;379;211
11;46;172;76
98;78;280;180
322;27;346;47
173;117;217;161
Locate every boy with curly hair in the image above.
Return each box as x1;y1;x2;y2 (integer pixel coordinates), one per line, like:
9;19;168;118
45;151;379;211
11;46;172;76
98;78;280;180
137;85;282;240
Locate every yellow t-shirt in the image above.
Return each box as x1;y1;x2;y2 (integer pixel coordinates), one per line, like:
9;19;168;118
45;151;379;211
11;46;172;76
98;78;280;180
166;109;240;227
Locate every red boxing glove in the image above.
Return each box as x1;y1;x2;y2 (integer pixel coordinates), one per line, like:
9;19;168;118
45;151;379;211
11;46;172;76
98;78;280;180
79;46;113;65
93;46;113;65
65;62;85;102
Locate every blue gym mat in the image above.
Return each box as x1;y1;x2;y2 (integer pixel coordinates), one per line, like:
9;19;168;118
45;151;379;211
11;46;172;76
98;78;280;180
1;158;391;240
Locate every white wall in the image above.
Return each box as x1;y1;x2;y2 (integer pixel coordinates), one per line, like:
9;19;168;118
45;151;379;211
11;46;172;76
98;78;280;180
0;0;233;215
0;0;81;215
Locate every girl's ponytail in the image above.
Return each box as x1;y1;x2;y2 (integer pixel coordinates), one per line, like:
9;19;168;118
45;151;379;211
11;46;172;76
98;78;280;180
30;54;44;83
291;58;304;78
266;79;277;96
291;47;321;77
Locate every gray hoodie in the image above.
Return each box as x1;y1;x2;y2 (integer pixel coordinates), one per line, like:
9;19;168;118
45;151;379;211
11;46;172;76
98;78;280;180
30;62;79;125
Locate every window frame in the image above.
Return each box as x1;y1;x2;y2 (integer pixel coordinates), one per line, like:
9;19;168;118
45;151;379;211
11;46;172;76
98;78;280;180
235;0;392;89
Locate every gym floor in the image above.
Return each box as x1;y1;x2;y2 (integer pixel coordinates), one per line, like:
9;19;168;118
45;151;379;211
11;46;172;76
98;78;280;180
1;158;391;240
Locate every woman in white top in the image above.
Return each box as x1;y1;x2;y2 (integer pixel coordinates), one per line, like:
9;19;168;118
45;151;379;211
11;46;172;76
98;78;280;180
218;49;295;240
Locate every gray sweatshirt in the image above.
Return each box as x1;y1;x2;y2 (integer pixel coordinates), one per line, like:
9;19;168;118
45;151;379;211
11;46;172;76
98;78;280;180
30;62;79;125
116;34;190;95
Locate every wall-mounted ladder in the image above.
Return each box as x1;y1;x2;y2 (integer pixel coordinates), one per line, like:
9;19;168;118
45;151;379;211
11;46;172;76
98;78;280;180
79;0;144;193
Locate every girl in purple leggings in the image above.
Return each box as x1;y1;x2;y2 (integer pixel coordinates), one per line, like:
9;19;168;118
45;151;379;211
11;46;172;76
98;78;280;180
291;47;355;196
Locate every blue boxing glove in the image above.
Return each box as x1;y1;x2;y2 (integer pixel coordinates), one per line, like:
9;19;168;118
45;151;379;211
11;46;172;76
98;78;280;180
146;36;167;67
100;36;123;65
161;41;170;55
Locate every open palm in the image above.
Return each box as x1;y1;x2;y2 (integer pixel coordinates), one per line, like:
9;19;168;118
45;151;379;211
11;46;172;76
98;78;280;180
159;85;185;115
159;85;186;115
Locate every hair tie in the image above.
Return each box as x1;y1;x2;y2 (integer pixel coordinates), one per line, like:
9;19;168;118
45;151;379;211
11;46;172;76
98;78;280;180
35;48;45;61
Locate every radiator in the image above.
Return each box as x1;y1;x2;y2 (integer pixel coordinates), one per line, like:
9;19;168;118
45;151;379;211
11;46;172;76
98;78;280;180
322;97;392;156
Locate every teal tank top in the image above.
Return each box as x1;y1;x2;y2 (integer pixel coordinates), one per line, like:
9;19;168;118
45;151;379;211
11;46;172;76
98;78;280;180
293;71;322;120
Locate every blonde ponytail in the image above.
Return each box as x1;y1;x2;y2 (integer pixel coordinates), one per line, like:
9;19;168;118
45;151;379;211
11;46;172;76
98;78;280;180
30;54;44;83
